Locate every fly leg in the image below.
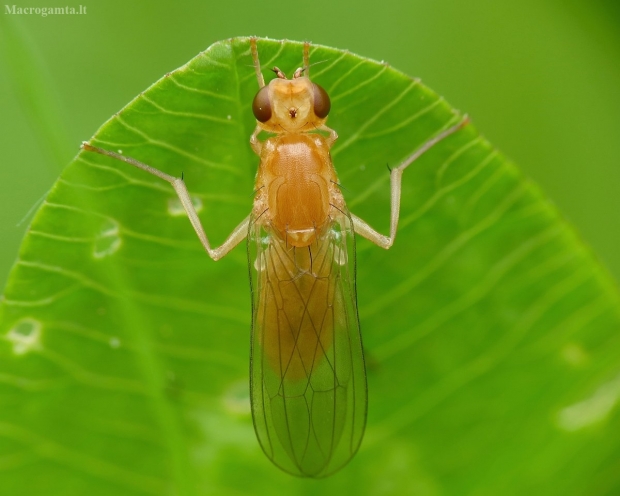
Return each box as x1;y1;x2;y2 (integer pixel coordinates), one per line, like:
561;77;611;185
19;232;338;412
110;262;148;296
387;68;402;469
317;124;338;146
303;41;310;77
351;116;470;248
81;143;248;260
250;37;265;88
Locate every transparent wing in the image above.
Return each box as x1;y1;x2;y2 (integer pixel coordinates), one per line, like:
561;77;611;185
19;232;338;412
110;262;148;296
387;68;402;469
248;211;367;478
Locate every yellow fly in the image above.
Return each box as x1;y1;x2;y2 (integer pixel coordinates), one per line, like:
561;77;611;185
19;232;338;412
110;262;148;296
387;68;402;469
82;38;468;478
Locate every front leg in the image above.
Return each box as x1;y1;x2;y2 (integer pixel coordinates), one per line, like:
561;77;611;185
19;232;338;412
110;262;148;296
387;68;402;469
352;116;469;249
317;124;338;147
250;124;263;155
82;143;249;261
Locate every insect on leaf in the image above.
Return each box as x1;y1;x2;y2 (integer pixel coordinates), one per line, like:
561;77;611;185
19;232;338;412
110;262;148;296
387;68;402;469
1;37;620;495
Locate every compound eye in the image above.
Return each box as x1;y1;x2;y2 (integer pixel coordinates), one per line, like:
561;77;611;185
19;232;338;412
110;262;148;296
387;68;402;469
252;86;272;122
312;83;331;118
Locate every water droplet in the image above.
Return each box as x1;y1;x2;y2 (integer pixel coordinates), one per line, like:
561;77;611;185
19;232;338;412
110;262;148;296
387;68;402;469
93;219;121;259
167;196;203;217
227;115;232;120
557;373;620;431
117;149;123;154
109;337;120;348
6;318;42;355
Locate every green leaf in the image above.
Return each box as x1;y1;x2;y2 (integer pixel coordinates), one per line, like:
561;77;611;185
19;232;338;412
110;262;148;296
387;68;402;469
2;37;620;495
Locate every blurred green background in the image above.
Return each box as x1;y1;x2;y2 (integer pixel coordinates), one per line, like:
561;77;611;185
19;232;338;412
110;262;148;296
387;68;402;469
1;0;620;291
